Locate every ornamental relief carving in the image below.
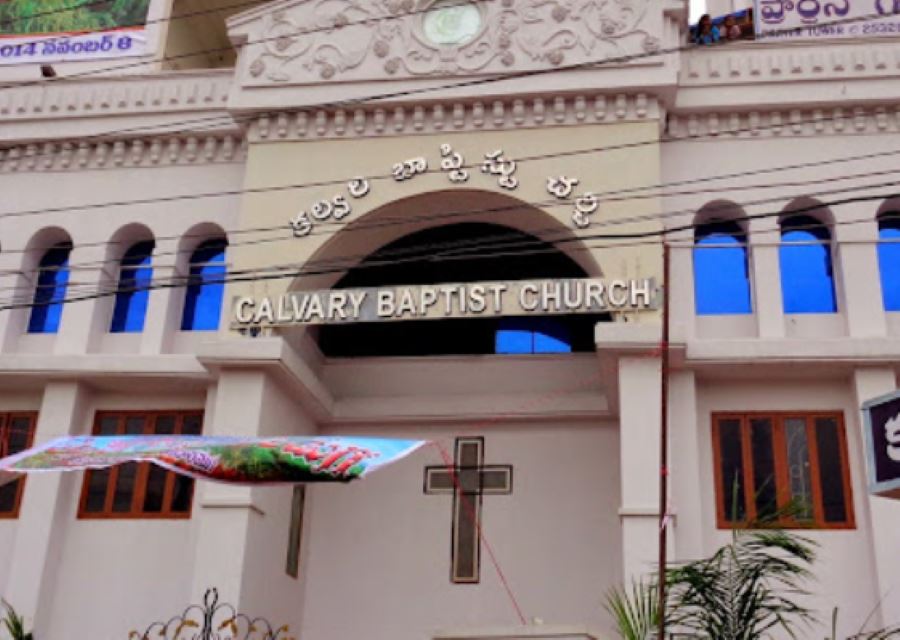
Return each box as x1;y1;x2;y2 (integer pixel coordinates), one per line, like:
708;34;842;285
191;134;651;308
243;0;658;84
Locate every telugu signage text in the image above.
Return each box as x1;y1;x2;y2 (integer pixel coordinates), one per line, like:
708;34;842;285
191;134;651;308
755;0;900;41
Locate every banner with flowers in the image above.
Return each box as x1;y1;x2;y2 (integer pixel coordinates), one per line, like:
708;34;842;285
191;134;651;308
0;0;152;65
0;436;426;485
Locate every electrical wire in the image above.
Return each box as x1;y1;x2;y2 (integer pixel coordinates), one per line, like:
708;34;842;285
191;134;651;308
2;154;897;284
3;4;897;166
0;162;900;284
0;0;483;65
0;189;895;311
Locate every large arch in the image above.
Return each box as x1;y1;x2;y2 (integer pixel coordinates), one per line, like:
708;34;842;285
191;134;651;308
283;190;608;357
291;189;602;291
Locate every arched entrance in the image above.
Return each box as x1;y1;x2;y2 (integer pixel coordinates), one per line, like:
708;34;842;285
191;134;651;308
283;190;609;358
317;222;610;357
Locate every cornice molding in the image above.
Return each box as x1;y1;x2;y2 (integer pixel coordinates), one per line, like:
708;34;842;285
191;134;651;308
680;40;900;86
0;133;247;174
665;103;900;140
247;92;663;142
0;70;232;122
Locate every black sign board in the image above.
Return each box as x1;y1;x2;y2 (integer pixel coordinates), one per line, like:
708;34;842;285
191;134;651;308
861;390;900;499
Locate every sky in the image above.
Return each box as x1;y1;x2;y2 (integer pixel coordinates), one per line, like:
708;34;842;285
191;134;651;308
690;0;706;21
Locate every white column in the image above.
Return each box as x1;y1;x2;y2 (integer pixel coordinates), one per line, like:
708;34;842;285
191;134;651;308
0;249;30;353
669;370;705;561
53;245;112;355
851;368;900;627
3;382;92;636
189;370;266;607
618;355;665;582
748;217;785;338
140;236;182;355
669;243;696;342
835;213;886;338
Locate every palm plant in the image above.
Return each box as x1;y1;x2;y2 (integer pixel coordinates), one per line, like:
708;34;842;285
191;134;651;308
828;607;900;640
1;599;34;640
604;578;658;640
665;528;817;639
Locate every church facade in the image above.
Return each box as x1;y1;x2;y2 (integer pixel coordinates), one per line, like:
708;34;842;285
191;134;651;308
1;0;900;638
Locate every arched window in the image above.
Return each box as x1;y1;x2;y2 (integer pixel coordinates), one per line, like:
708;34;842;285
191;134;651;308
27;242;72;334
110;241;155;333
496;317;572;354
181;239;227;331
780;216;837;313
878;213;900;311
693;221;752;315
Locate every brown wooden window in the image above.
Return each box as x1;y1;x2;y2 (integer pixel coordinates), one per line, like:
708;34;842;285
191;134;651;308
78;411;202;519
712;412;855;529
0;413;38;519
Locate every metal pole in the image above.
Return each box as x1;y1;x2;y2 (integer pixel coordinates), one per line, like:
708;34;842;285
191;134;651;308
656;241;671;640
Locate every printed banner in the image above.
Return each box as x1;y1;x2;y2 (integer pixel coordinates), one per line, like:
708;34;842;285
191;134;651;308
0;436;426;485
0;0;151;65
755;0;900;41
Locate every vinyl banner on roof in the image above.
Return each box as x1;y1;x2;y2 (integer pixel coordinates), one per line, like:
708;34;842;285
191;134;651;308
0;436;427;485
755;0;900;40
0;0;151;65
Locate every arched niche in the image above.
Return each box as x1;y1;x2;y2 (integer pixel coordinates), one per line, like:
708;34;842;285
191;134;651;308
692;200;752;315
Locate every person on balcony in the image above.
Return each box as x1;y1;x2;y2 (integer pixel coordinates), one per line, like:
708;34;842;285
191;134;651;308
694;14;721;45
722;15;743;40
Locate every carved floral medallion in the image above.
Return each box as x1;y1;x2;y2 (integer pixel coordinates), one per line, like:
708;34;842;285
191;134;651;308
244;0;659;84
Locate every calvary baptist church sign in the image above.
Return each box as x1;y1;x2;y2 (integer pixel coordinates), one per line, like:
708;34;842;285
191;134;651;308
861;390;900;499
232;277;657;328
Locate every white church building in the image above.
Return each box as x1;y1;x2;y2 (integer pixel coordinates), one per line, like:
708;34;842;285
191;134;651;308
1;0;900;638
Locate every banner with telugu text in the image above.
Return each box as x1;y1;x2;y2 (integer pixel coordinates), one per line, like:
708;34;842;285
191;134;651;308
0;436;426;486
0;0;151;65
755;0;900;41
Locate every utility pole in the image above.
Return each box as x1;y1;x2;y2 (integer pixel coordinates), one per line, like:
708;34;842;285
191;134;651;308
656;242;671;640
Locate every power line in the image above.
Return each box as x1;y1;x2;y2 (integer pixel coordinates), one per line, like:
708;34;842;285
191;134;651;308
2;158;898;284
6;3;892;94
0;190;895;311
4;5;896;166
4;117;900;225
0;0;426;58
0;0;505;89
0;0;109;30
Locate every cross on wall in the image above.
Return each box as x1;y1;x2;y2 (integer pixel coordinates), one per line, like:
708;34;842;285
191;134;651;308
424;437;513;584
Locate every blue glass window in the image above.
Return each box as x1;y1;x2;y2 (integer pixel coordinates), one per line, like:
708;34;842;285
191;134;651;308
181;239;227;331
110;241;155;333
495;318;571;354
27;243;72;334
878;214;900;311
780;216;837;313
693;221;752;315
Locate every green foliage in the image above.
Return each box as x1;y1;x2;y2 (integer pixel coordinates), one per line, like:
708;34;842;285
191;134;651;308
665;528;817;640
1;599;33;640
0;0;150;36
827;607;900;640
604;578;658;640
